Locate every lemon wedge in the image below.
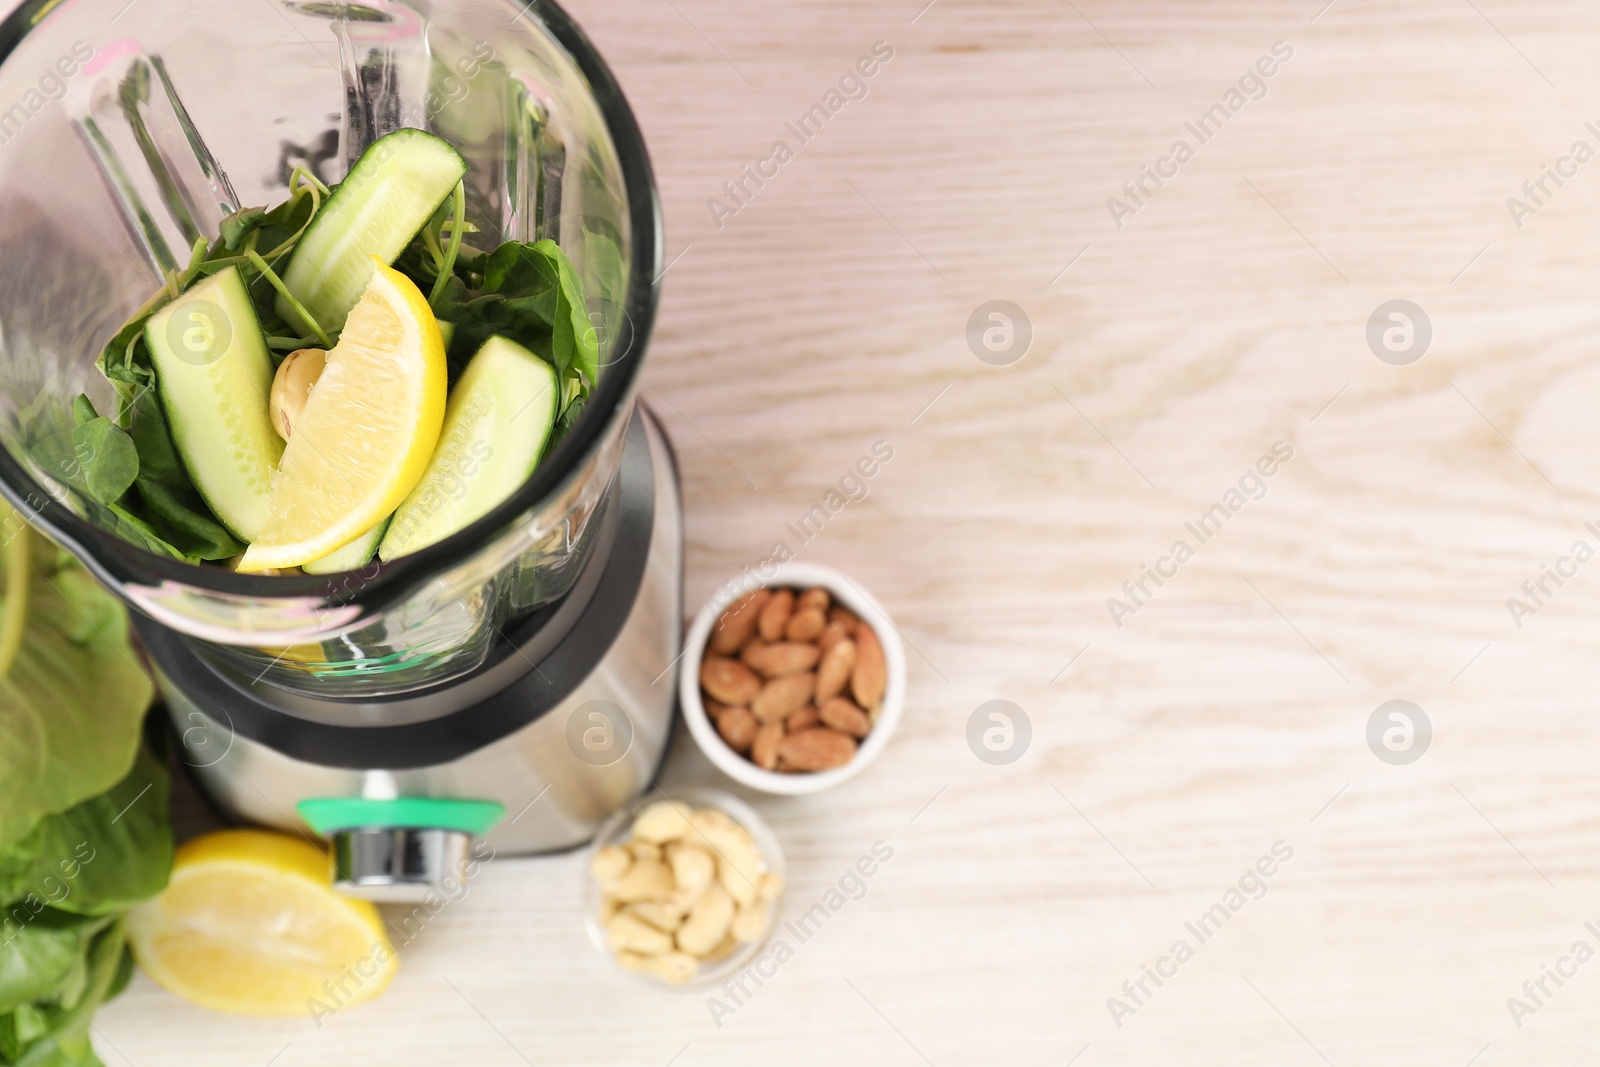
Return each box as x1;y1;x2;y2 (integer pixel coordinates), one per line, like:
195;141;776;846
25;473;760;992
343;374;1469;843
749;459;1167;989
238;258;445;571
126;829;397;1017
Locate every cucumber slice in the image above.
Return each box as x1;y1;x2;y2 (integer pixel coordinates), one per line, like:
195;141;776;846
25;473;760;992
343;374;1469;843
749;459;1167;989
379;336;558;561
277;129;467;337
144;266;283;543
302;517;390;575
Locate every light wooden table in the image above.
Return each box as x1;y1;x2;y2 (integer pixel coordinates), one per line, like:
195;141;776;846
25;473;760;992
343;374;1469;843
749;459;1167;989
99;0;1600;1063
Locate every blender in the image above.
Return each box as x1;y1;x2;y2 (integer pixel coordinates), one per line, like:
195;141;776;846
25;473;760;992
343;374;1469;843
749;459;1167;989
0;0;679;900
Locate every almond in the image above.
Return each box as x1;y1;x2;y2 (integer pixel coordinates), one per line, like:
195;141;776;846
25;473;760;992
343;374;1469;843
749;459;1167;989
741;641;821;678
700;656;761;706
778;728;856;771
820;696;871;738
785;607;826;642
757;588;794;642
787;704;820;732
851;625;886;712
715;706;757;753
827;604;858;634
710;589;769;655
752;720;784;770
816;637;856;701
818;621;852;658
751;672;815;722
798;587;831;613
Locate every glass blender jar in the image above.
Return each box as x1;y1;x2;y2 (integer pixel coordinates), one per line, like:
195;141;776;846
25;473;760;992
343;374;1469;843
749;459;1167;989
0;0;678;896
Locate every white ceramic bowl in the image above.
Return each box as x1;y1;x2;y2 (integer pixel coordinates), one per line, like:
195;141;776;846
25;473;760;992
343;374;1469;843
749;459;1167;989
679;562;906;795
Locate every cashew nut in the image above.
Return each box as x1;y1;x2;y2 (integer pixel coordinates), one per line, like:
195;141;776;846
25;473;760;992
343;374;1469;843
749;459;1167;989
627;901;687;933
666;843;714;902
675;882;734;956
607;859;675;904
632;801;693;844
589;845;631;886
268;348;326;441
607;912;673;955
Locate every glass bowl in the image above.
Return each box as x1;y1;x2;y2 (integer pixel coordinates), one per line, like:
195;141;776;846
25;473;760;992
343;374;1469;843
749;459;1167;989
581;788;785;989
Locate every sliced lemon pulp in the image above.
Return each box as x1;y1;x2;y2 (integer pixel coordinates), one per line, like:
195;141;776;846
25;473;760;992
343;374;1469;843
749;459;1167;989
126;829;397;1017
238;258;446;571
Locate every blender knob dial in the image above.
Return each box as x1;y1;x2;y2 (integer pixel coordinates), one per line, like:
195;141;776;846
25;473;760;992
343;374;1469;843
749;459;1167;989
330;827;472;902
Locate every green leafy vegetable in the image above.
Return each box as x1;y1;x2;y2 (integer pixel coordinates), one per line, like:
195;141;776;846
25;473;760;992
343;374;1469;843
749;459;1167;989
429;182;467;307
555;390;587;442
0;913;108;1017
0;523;152;850
424;238;599;397
0;916;126;1066
219;206;267;251
0;526;28;686
29;417;139;510
0;749;171;917
0;504;171;1067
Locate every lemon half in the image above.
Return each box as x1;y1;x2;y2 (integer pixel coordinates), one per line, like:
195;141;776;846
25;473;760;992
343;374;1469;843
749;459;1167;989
126;830;397;1017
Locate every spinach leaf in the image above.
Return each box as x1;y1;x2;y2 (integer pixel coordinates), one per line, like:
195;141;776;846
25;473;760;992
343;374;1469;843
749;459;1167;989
0;748;171;917
0;512;166;1067
2;1010;102;1065
101;948;132;1006
94;505;185;564
0;539;152;850
581;220;627;321
71;421;138;507
0;918;123;1066
554;391;586;441
29;419;139;509
219;206;267;251
0;913;105;1016
96;299;167;426
430;238;598;392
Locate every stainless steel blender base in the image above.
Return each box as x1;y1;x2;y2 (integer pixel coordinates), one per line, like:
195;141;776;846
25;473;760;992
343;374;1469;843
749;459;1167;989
145;409;682;887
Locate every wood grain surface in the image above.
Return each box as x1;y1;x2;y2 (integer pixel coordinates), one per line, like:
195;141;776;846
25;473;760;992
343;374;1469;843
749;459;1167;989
99;1;1600;1064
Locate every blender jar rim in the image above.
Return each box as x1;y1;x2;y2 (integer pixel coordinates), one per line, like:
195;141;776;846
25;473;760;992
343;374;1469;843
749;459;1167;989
0;0;663;615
